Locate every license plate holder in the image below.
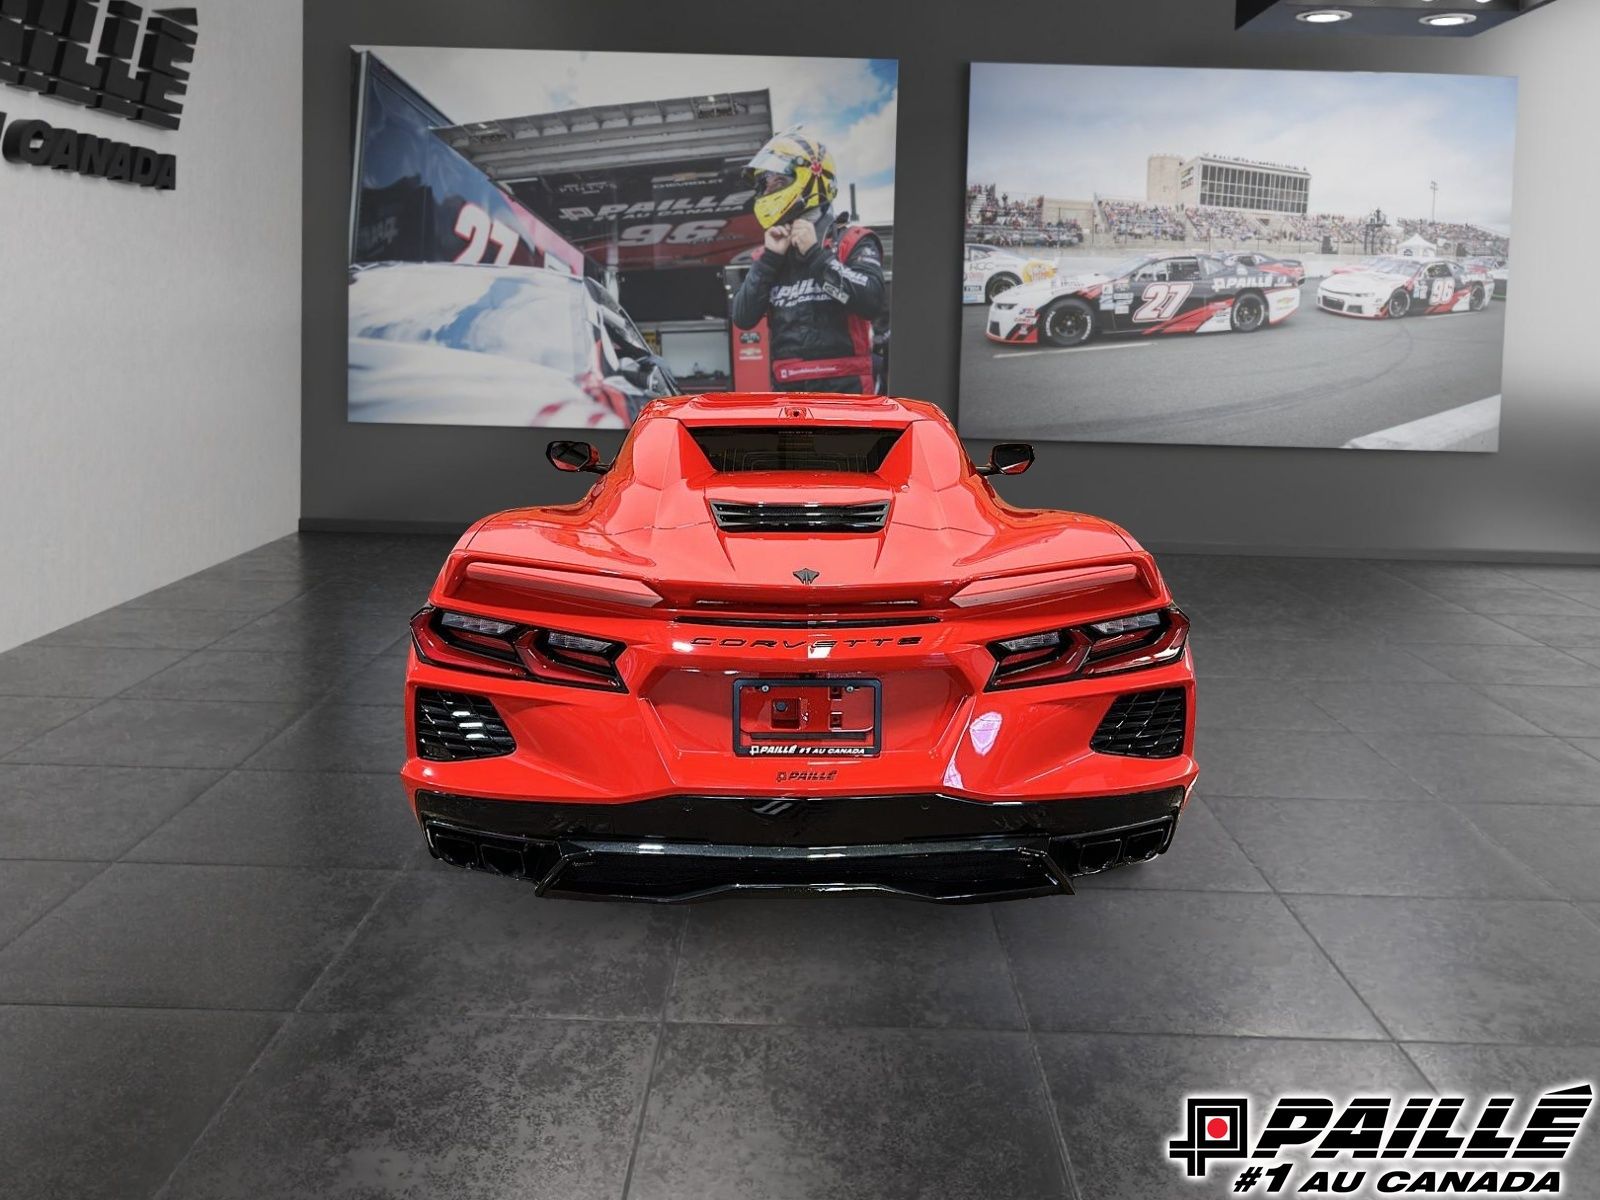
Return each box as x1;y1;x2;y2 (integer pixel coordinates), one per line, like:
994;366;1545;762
733;677;882;758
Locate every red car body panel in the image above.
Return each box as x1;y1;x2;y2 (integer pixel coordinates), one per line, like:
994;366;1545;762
403;393;1198;901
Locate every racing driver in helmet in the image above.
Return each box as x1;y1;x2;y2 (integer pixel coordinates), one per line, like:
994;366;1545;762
731;128;888;394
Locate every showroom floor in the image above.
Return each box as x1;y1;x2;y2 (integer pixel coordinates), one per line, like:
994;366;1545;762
2;534;1600;1200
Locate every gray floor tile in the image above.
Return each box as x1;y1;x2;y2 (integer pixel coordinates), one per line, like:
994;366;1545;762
1436;587;1600;616
668;897;1023;1029
1194;678;1342;732
126;770;417;869
242;703;404;773
211;600;411;655
1478;684;1600;738
0;695;94;754
1493;614;1600;648
1184;601;1356;642
995;891;1383;1038
1077;796;1270;892
1298;683;1545;735
1402;1043;1600;1200
0;1007;281;1200
0;644;188;698
1195;731;1431;800
0;863;390;1009
0;860;104;947
0;764;222;859
1288;895;1600;1043
1366;612;1535;644
1402;644;1600;686
1501;565;1600;590
38;606;260;650
1038;1033;1428;1200
1461;804;1600;901
325;648;408;705
1375;562;1530;591
1208;797;1553;897
302;871;681;1020
122;573;310;613
123;649;373;704
161;1013;655;1200
1358;732;1600;804
1572;739;1600;763
7;698;301;769
1187;638;1451;682
630;1023;1067;1200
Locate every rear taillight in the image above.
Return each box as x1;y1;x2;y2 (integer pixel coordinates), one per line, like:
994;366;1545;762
987;608;1188;690
410;608;626;691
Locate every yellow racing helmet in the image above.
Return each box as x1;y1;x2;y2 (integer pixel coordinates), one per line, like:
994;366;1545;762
745;128;838;229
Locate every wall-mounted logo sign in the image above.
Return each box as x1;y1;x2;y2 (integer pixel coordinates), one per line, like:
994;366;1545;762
0;2;195;191
0;113;174;187
0;2;197;129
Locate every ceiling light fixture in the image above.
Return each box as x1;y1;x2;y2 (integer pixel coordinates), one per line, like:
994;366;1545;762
1420;10;1477;23
1296;8;1352;21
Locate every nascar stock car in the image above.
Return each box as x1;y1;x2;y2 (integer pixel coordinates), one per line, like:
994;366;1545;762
1218;251;1306;287
404;393;1197;902
986;252;1300;347
1316;256;1494;319
963;243;1056;306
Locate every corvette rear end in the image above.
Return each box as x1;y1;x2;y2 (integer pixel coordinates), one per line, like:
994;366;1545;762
403;393;1197;902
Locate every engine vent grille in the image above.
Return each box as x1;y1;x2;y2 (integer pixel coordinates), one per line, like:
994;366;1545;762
416;690;515;761
1090;689;1187;759
710;500;889;534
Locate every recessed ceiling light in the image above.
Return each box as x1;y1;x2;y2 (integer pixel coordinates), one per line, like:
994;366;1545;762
1420;11;1477;24
1296;8;1352;22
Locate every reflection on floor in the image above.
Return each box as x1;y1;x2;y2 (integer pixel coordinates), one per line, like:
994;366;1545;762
3;535;1600;1199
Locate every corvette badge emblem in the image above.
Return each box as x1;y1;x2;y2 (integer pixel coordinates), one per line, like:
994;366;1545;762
793;568;819;584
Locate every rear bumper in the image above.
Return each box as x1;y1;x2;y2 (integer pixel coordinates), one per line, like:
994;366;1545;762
414;786;1188;903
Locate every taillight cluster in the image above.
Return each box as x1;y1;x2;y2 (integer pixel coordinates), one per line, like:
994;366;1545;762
986;608;1189;690
410;608;626;692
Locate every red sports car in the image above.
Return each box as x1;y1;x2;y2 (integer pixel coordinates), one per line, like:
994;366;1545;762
403;393;1198;901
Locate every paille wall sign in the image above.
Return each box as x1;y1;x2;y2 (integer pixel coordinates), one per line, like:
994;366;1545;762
0;1;197;192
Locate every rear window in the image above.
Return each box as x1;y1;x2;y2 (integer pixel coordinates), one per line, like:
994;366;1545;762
689;426;905;473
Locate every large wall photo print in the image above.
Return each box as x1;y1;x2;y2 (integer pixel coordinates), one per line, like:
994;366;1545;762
960;64;1517;452
348;48;898;428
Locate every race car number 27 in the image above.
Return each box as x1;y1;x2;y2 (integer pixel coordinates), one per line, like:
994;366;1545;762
1135;283;1193;322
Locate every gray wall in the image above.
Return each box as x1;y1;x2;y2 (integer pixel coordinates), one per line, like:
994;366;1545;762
302;0;1598;559
1;0;302;651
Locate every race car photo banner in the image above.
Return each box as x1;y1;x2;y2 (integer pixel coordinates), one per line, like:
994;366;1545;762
347;47;898;429
958;64;1516;452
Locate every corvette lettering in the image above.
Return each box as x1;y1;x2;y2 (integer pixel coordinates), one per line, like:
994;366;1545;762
690;636;924;650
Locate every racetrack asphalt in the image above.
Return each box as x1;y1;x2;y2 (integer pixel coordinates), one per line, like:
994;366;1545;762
957;285;1506;450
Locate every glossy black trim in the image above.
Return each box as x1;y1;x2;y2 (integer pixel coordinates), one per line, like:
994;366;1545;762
414;787;1187;902
414;786;1185;847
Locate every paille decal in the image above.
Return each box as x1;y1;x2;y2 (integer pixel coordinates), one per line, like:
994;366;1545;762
0;2;196;192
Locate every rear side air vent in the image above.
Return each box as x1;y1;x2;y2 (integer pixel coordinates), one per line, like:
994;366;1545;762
1090;689;1187;759
415;690;516;761
710;501;890;533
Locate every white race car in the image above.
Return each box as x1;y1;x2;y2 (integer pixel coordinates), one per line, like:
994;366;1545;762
986;252;1300;347
1316;257;1493;320
963;243;1049;306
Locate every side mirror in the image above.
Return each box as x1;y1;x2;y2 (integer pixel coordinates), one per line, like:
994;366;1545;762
977;443;1034;477
546;440;608;475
